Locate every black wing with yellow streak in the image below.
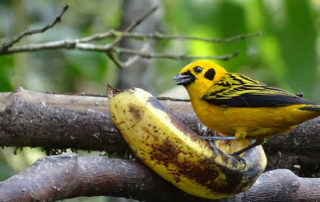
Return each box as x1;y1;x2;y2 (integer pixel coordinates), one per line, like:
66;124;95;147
203;73;313;107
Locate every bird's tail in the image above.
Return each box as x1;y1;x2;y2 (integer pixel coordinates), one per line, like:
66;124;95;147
300;105;320;112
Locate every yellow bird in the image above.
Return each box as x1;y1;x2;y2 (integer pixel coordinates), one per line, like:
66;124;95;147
174;61;320;155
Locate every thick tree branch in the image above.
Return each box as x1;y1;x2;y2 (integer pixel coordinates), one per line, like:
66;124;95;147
0;88;320;171
0;88;319;199
0;87;199;154
0;155;319;201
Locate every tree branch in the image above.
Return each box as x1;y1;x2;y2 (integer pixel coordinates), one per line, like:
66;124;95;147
0;155;319;201
107;5;159;49
3;41;239;61
0;4;260;67
115;47;239;61
0;88;320;172
0;4;69;53
103;5;159;67
114;31;262;43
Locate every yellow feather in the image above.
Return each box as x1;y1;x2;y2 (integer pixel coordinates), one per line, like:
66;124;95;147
175;60;320;140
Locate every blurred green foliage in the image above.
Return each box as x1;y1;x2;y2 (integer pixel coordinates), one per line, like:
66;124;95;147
0;0;320;198
0;56;14;91
162;0;319;98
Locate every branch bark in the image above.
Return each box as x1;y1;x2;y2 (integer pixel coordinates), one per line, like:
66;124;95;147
0;88;320;170
0;155;319;201
0;87;200;154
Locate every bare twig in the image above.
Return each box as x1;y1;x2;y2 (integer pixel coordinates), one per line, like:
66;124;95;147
1;40;239;61
97;44;150;68
0;4;261;66
115;47;239;61
106;50;124;68
0;4;69;53
0;40;79;54
75;29;262;44
107;5;159;49
104;5;159;67
108;43;150;68
78;30;114;43
122;43;149;67
114;31;262;43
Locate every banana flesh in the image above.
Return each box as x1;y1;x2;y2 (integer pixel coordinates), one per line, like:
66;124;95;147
109;88;266;199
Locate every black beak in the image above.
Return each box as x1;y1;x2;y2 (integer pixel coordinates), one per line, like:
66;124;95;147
174;72;195;86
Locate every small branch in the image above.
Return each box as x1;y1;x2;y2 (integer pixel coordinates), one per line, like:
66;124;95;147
115;47;239;61
122;43;150;67
108;43;150;69
106;5;159;49
78;30;262;44
0;155;319;201
0;4;259;64
106;50;124;69
0;4;257;63
2;41;239;61
105;5;158;67
115;31;262;43
125;6;159;32
0;31;258;56
0;4;69;53
1;40;78;54
78;30;114;43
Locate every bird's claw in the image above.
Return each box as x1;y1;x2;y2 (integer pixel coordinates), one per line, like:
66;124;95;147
229;152;246;164
208;139;220;157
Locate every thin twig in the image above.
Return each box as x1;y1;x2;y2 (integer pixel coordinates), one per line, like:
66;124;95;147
122;43;150;67
106;50;124;68
2;40;239;61
0;40;78;54
79;30;114;43
0;4;69;53
0;30;261;55
106;5;159;50
77;30;262;44
115;47;239;61
0;4;256;64
105;5;159;67
114;31;262;43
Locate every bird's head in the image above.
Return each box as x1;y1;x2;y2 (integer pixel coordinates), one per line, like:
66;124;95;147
174;61;227;98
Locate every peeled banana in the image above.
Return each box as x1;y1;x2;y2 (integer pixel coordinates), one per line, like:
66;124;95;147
109;87;266;199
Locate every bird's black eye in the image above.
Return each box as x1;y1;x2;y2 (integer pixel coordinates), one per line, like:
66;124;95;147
204;68;215;80
193;66;202;74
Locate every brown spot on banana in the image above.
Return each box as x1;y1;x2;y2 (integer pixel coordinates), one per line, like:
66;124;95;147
109;87;267;199
128;104;144;121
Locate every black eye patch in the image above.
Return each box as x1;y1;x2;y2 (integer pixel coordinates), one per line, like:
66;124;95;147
204;68;215;80
193;66;203;74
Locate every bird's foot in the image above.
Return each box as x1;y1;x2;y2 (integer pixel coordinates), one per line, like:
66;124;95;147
201;133;236;157
201;135;237;141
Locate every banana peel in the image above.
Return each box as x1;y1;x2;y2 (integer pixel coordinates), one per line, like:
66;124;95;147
109;87;267;199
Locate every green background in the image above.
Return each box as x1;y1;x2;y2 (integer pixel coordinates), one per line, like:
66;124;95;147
0;0;319;200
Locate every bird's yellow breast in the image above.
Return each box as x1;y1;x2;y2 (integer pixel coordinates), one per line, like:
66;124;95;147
177;60;320;140
191;96;319;139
